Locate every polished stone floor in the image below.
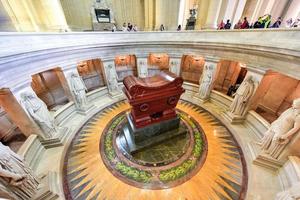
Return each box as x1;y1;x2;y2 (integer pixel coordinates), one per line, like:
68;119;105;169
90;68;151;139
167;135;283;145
132;132;190;164
63;100;247;200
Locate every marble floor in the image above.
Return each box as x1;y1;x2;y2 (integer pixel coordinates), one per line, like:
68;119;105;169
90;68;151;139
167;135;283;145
63;100;247;200
33;94;282;200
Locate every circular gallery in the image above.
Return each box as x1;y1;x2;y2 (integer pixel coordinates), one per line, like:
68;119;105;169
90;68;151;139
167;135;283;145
0;1;300;200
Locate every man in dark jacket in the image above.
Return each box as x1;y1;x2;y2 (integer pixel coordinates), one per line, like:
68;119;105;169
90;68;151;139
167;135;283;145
224;19;231;29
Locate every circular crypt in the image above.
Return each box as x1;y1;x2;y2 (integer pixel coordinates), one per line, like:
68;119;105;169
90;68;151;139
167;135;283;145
63;100;247;200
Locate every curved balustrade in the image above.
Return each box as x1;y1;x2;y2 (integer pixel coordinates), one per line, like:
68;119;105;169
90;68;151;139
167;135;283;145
0;29;299;89
0;29;299;200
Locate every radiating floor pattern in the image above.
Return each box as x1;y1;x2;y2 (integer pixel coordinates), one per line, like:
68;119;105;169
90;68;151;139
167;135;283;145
63;100;247;200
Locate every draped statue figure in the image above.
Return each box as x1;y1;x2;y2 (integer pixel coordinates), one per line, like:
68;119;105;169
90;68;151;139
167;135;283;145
260;98;300;159
229;76;255;116
199;64;214;99
138;61;148;78
106;64;119;93
0;142;39;200
20;92;56;139
70;73;88;109
169;61;179;76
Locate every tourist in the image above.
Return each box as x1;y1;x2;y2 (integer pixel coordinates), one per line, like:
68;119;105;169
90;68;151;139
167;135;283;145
271;17;282;28
177;24;182;31
160;24;165;31
234;20;242;29
112;24;117;32
122;23;127;32
133;24;138;32
240;17;249;29
253;17;263;28
217;20;225;30
262;14;272;28
291;18;300;27
224;19;231;29
127;23;133;31
286;18;293;28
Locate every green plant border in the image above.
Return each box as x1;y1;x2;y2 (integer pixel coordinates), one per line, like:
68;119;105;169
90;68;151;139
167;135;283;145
102;110;205;184
104;115;153;183
158;113;204;183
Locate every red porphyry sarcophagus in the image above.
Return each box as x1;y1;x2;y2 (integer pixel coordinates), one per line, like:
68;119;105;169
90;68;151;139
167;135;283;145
123;71;185;128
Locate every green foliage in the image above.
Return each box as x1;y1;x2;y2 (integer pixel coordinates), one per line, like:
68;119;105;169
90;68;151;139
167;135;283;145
115;162;152;183
159;159;197;182
158;112;204;183
104;131;115;161
104;115;125;161
193;131;203;158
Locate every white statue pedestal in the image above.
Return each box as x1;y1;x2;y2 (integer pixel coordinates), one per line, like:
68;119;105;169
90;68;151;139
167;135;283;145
76;104;96;116
109;91;123;99
276;182;300;200
223;111;246;124
40;127;71;149
93;22;114;31
33;172;60;200
193;93;209;104
276;156;300;200
247;141;284;170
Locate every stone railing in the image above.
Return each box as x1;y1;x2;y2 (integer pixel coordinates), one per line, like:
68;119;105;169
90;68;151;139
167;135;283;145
0;29;299;89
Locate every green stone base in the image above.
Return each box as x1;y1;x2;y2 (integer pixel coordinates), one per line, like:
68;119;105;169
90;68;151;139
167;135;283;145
118;114;186;153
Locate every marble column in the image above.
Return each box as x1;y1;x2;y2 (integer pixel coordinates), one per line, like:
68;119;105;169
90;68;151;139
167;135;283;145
194;58;219;102
204;0;223;29
1;0;69;32
144;0;155;31
137;58;148;78
0;88;41;138
249;0;264;23
223;0;239;23
232;0;247;26
217;0;229;24
195;0;210;29
169;58;181;76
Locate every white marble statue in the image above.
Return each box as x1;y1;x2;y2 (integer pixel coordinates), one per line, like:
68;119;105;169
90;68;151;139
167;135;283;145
138;61;148;78
198;64;215;99
169;61;180;76
229;76;255;116
0;142;39;200
20;92;56;139
260;98;300;159
106;64;119;93
70;73;88;110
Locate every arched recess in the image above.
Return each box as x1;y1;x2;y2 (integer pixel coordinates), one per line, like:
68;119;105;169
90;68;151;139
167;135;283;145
77;59;106;92
213;60;247;96
114;55;137;82
147;53;170;76
31;67;71;110
251;70;300;123
180;55;205;84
